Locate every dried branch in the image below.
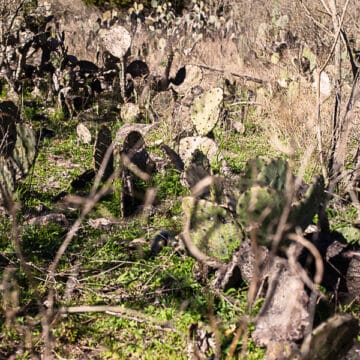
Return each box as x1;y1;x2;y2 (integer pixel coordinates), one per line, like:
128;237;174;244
59;305;176;330
315;0;351;183
196;63;267;84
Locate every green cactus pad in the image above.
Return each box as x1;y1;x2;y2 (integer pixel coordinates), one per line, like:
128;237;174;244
240;157;288;192
179;136;229;175
288;175;324;231
0;123;37;202
236;185;285;246
182;196;242;262
191;87;223;136
12;124;37;178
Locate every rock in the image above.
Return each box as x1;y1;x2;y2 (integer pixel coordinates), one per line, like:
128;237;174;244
39;0;101;63
300;314;359;360
237;238;269;284
88;217;113;230
265;341;300;360
252;257;311;346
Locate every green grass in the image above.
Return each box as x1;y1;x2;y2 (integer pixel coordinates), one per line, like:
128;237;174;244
0;72;358;360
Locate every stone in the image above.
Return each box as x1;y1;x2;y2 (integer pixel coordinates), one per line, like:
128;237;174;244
38;0;101;63
27;213;69;228
301;314;359;360
252;257;310;346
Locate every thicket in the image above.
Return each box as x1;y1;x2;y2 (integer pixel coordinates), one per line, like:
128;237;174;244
0;0;359;359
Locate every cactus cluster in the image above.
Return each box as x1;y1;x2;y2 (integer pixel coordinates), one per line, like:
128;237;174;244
182;156;325;262
0;101;37;203
235;157;324;247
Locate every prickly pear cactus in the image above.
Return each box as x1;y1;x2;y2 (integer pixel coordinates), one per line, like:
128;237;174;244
236;185;286;246
235;158;324;247
190;87;223;136
170;65;203;95
0;123;37;203
179;136;229;176
12;124;37;177
288;175;324;231
182;196;242;262
0;101;17;157
94;125;114;182
240;157;288;192
181;156;324;262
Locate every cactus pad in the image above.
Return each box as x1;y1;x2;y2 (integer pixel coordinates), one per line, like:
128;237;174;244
191;87;223;136
236;185;285;246
182;196;242;262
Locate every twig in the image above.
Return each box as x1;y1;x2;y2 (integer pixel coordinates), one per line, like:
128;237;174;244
59;305;177;331
319;0;350;73
228;101;261;107
195;64;267;84
299;1;332;36
315;0;351;183
287;232;324;286
181;176;223;269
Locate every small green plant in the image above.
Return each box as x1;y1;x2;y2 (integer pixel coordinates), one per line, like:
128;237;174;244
153;168;187;200
21;223;67;263
0;79;7;98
